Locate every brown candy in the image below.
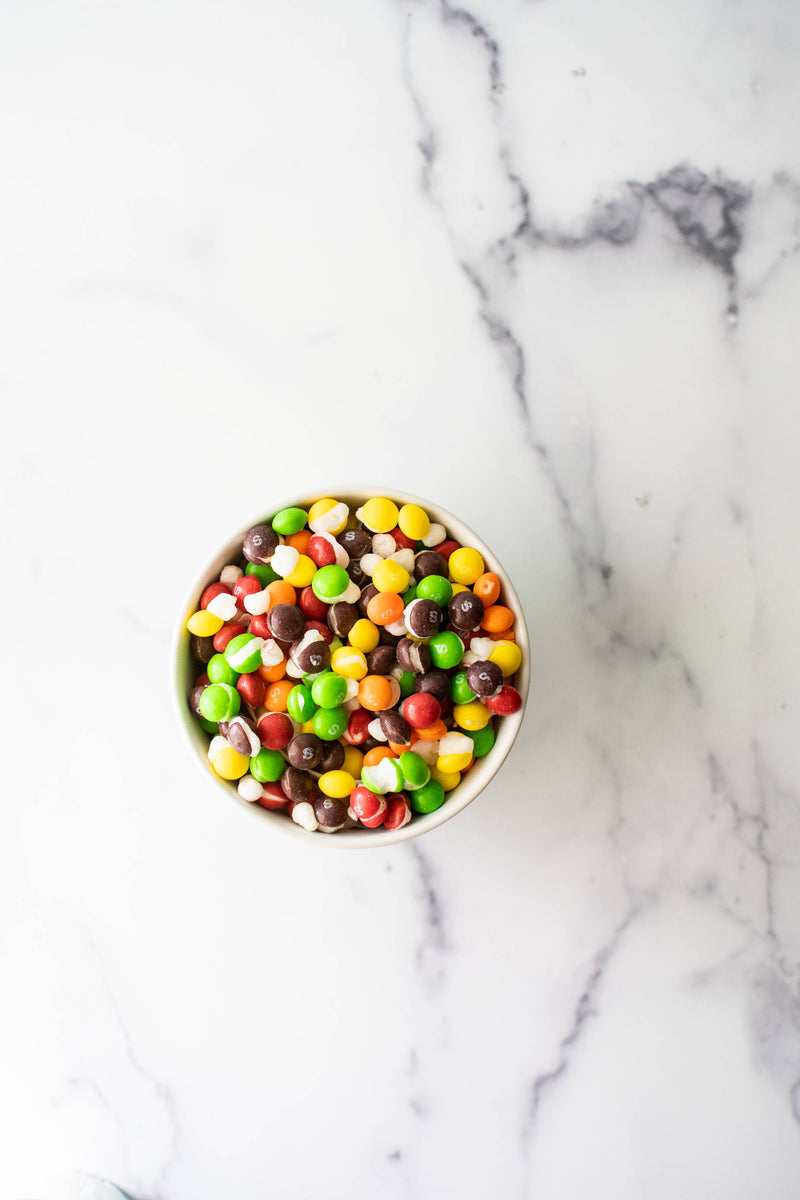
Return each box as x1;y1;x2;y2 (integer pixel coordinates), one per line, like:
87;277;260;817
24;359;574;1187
267;603;306;642
190;634;216;663
466;659;504;698
380;709;412;745
338;528;371;558
414;550;448;581
291;635;330;675
189;683;207;714
448;591;484;631
281;766;315;801
287;733;324;770
227;715;261;756
318;741;345;772
328;602;359;638
314;795;348;831
406;599;442;639
414;669;451;704
367;644;396;674
358;583;378;616
396;638;430;674
243;524;280;565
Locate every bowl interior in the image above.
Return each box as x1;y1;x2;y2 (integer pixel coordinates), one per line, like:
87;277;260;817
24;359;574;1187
173;488;530;847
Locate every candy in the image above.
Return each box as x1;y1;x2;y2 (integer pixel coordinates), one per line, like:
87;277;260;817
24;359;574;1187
361;756;404;794
314;795;348;832
318;770;356;799
207;653;238;686
343;708;372;745
357;674;399;712
414;550;447;580
287;733;323;770
256;711;294;749
308;499;349;535
312;706;348;741
415;574;453;607
299;586;329;622
238;774;265;803
413;669;450;704
366;591;404;627
404;598;442;639
290;631;331;676
331;646;368;680
465;660;504;699
383;792;412;829
397;750;431;790
250;747;285;783
449;547;484;585
199;683;240;723
489;640;522;677
448;591;484;631
210;743;250;780
237;672;266;708
245;562;280;586
187;609;223;637
311;671;348;709
349;785;387;827
223;634;264;674
243;524;280;565
266;604;306;643
281;766;314;802
372;558;410;594
402;692;441;731
397;503;431;541
291;800;318;831
359;497;399;533
464;724;495;756
396;638;430;674
486;684;522;715
428;631;465;670
272;507;308;536
312;564;351;603
409;779;446;813
319;741;345;772
206;591;238;622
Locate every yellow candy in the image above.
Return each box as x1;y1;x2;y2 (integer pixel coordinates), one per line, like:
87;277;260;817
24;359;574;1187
452;700;492;730
372;559;410;594
301;718;316;734
361;496;399;533
398;503;430;541
319;770;357;799
489;640;522;677
210;746;250;780
437;751;473;774
187;609;224;637
449;547;485;585
331;646;368;680
450;583;469;595
431;766;461;792
349;618;380;654
342;745;364;778
284;553;316;588
308;498;349;535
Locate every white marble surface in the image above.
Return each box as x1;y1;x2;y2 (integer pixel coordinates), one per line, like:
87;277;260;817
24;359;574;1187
2;0;800;1196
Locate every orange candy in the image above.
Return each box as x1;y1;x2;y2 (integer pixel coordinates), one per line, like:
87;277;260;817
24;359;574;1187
264;679;294;712
481;604;514;633
415;718;447;742
358;674;395;712
473;572;501;606
287;529;312;553
366;591;405;627
362;746;397;768
257;658;287;683
486;628;516;642
265;580;297;607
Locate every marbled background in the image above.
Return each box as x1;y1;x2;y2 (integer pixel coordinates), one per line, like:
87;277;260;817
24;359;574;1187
2;1;800;1197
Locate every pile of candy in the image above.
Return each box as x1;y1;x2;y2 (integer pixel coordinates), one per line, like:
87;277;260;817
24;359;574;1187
185;496;523;835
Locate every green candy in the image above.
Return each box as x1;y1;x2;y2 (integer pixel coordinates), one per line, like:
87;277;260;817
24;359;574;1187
401;584;418;606
416;574;452;607
271;506;308;536
429;631;465;670
361;757;404;795
250;747;285;783
287;684;316;723
396;669;415;698
465;724;495;758
311;671;348;709
312;564;349;602
198;716;219;735
450;670;476;705
199;683;240;723
397;750;430;790
245;562;280;586
206;653;239;686
410;778;446;814
312;706;348;741
224;633;264;674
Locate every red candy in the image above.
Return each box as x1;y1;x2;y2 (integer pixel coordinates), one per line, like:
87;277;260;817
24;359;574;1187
258;782;289;810
232;575;262;610
237;673;266;708
383;792;411;831
249;613;270;638
305;619;333;644
389;526;416;551
486;684;522;715
402;692;441;730
257;711;294;749
213;621;247;652
299;586;329;621
433;539;460;560
342;709;372;745
307;534;337;567
200;582;231;609
350;785;386;827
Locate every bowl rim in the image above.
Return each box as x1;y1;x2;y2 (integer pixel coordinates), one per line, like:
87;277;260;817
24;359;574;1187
171;486;530;848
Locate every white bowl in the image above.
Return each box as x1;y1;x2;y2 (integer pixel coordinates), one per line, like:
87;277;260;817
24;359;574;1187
172;488;530;848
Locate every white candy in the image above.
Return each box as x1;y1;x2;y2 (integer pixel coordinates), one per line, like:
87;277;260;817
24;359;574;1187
206;591;238;621
355;506;365;522
343;677;360;702
392;547;416;573
470;637;495;659
413;739;440;765
385;616;408;637
227;636;265;671
285;659;305;679
342;581;361;605
372;533;396;558
309;501;349;535
368;717;388;742
207;735;230;761
439;731;473;757
291;801;318;832
360;553;381;577
260;639;284;667
244;588;271;615
270;544;300;578
238;775;264;803
220;564;243;585
461;650;480;667
421;522;446;547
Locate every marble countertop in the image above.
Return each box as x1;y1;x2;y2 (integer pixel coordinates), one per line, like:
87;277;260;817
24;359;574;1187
3;1;800;1197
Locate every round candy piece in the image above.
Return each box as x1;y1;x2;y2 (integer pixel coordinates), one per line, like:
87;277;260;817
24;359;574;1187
403;691;441;731
413;669;451;704
339;528;371;558
488;640;522;677
350;784;387;826
190;634;216;663
367;644;396;675
448;591;485;632
199;683;240;723
429;631;465;670
396;638;430;675
237;672;266;708
409;778;446;814
397;750;431;790
414;550;448;581
314;795;348;832
466;659;504;698
226;715;261;756
383;792;412;830
318;770;356;799
224;633;265;674
248;747;284;783
187;610;224;638
464;724;495;757
287;683;317;723
284;554;317;589
312;564;350;603
312;706;348;741
372;559;410;594
330;646;368;680
379;709;412;746
291;633;331;676
281;766;314;802
210;744;250;780
318;741;346;772
245;562;280;586
449;547;485;585
243;524;280;565
397;503;430;541
287;733;324;770
308;498;349;535
328;601;359;638
266;604;306;643
349;618;380;654
486;684;522;715
395;668;416;698
272;507;308;536
361;756;404;795
256;711;294;750
357;675;397;712
299;587;329;622
416;574;452;607
450;670;477;704
360;497;399;533
207;653;239;686
343;708;373;745
404;598;442;640
311;670;348;709
452;700;492;730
